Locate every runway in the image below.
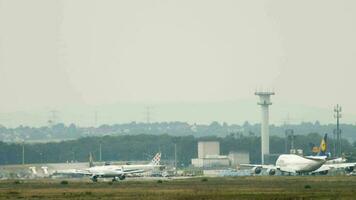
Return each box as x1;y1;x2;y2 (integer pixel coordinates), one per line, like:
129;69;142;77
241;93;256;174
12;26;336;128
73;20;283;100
1;176;356;199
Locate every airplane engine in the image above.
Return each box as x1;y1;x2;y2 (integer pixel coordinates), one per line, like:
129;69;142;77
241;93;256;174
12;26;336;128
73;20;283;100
267;168;276;176
252;167;262;174
112;176;124;182
119;175;126;180
345;166;354;173
91;175;99;182
319;170;328;175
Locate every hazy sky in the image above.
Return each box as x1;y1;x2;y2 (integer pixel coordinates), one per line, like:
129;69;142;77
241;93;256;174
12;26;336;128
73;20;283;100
0;0;356;126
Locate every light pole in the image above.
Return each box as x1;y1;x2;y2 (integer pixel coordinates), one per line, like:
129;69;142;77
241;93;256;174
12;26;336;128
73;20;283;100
99;142;102;162
22;142;25;165
174;143;177;173
334;105;342;157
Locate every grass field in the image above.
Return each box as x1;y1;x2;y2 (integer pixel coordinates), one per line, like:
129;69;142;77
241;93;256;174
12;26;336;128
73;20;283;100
0;176;356;199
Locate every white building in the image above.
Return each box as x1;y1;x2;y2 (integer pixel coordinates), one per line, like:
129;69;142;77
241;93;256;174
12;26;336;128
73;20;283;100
228;152;250;167
198;141;220;158
192;155;230;168
192;141;229;168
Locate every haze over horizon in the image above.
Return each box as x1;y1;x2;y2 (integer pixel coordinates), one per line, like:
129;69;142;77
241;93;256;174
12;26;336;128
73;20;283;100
1;0;356;126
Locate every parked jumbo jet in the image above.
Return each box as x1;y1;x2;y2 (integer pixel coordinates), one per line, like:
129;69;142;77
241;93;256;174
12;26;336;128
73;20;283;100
241;135;328;175
243;134;356;175
310;135;356;175
53;152;164;182
242;153;326;175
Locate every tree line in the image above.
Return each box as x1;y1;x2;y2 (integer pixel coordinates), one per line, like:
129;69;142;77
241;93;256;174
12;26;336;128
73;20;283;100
2;121;356;143
0;133;355;166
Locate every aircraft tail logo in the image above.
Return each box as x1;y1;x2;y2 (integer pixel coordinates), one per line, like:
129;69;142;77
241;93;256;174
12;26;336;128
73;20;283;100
150;153;161;165
317;134;328;156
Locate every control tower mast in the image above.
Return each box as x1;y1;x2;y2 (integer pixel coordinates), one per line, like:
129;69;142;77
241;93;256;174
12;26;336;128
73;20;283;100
255;90;275;164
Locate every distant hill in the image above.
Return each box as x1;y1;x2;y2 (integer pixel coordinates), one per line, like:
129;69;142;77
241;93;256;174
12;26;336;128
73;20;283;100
0;100;355;127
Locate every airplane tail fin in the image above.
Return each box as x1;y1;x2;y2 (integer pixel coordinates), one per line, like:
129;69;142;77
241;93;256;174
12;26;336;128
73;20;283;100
89;152;94;167
41;166;49;175
317;134;328;156
29;167;37;175
149;152;161;166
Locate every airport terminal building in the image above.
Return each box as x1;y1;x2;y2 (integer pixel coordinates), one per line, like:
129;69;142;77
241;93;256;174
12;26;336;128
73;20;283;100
191;141;249;168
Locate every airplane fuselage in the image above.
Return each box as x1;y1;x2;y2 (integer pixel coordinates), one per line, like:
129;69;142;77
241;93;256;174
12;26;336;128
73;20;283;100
86;165;124;177
85;164;163;179
122;164;164;171
276;154;325;173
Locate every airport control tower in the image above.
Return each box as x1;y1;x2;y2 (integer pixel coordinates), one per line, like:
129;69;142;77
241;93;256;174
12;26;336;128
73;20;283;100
255;91;275;164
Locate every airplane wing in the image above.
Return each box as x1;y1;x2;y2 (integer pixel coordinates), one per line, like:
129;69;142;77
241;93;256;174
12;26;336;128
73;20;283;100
121;168;145;174
304;156;327;161
312;165;331;173
240;164;279;174
240;164;276;168
53;169;92;176
312;162;356;173
278;167;296;173
325;162;356;170
240;164;296;174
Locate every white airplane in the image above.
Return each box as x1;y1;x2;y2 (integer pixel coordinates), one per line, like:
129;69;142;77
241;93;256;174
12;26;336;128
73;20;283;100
243;134;329;175
244;134;356;175
310;135;356;175
243;154;326;175
54;152;163;182
313;160;355;175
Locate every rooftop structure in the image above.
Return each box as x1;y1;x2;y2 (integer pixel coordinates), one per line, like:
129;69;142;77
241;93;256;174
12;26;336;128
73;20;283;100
198;141;220;159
